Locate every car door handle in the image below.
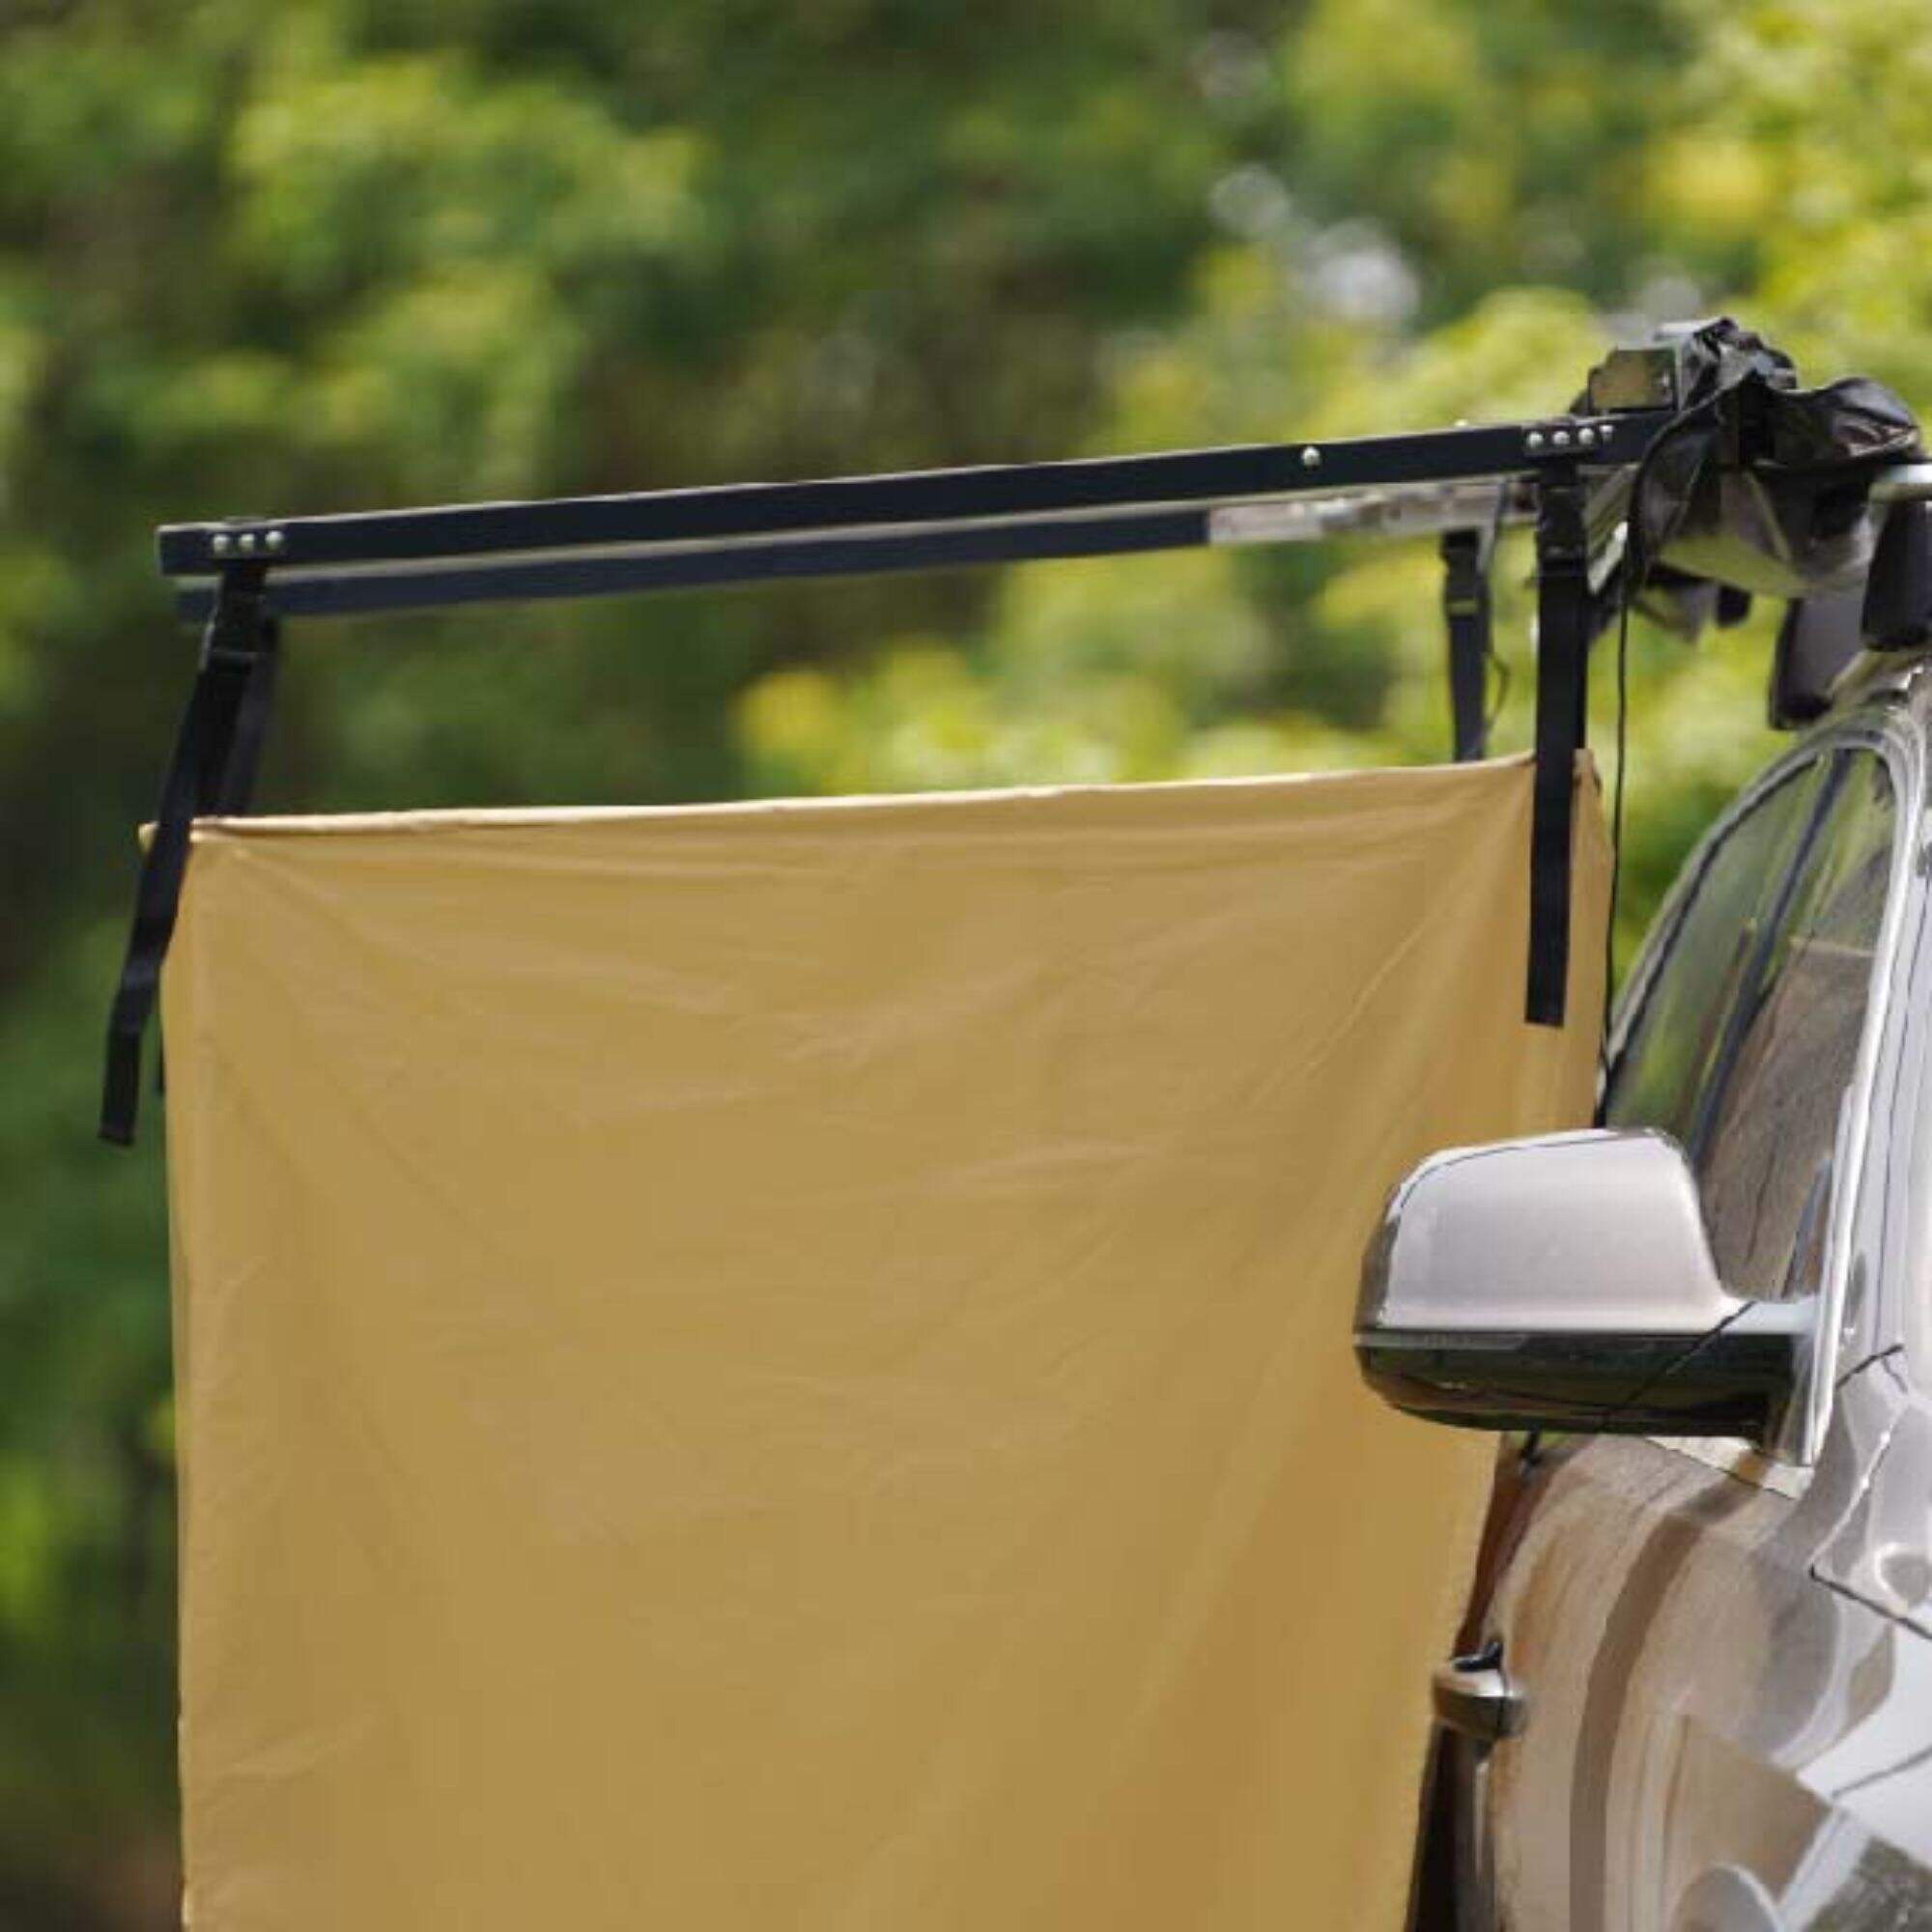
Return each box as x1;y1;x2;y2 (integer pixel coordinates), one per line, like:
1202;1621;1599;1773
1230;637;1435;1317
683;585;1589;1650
1432;1641;1528;1744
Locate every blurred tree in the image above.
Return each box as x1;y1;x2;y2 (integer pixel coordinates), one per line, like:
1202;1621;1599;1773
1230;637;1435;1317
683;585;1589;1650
0;1;1915;1922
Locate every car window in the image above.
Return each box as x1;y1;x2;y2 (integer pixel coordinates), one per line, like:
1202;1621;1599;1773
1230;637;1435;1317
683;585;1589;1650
1606;750;1897;1302
1605;761;1827;1144
1690;753;1895;1298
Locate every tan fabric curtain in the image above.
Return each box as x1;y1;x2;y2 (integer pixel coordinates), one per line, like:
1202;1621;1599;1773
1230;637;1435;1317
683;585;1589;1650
162;754;1605;1931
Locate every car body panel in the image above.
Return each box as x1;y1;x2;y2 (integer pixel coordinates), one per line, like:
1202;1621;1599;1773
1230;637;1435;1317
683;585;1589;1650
1480;1378;1932;1928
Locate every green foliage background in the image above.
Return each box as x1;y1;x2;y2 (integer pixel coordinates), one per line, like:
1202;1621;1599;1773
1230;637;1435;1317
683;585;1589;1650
0;2;1916;1922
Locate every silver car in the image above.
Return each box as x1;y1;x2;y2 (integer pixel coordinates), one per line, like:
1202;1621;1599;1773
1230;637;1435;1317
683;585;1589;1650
1360;650;1932;1928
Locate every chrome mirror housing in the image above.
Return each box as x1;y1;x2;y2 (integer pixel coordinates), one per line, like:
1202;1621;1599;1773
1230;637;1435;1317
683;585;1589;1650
1355;1129;1809;1452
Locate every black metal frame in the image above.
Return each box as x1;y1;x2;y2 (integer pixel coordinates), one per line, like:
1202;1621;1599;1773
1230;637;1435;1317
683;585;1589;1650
103;401;1680;1143
157;411;1669;619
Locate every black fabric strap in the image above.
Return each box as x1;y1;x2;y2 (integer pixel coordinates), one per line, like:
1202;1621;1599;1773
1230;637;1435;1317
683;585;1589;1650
213;614;280;813
100;567;275;1145
1439;527;1492;762
1525;467;1590;1029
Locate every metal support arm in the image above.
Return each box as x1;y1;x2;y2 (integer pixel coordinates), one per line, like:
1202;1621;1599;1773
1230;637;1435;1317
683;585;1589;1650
156;412;1668;623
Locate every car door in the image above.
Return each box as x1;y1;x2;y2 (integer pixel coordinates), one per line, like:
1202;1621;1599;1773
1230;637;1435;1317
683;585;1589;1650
1467;723;1932;1931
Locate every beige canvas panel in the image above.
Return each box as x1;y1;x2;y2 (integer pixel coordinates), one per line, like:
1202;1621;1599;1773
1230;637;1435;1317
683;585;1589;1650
162;754;1606;1930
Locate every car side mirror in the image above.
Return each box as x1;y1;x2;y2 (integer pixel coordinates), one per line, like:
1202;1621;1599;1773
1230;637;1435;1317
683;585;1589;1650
1355;1129;1809;1454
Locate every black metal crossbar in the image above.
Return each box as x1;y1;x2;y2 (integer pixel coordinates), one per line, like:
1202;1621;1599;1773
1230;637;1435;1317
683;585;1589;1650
157;411;1671;621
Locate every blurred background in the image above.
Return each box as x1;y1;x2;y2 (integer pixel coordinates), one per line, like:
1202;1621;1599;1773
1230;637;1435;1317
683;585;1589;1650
0;0;1917;1922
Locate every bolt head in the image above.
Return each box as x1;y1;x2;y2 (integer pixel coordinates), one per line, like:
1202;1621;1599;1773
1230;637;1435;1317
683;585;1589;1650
1526;431;1546;453
236;531;258;555
1551;429;1572;449
211;532;233;557
1300;444;1321;469
266;528;286;554
1577;426;1596;449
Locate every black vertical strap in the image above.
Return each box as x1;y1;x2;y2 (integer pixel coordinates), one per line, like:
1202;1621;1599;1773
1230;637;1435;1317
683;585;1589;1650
100;564;273;1145
213;615;280;813
1525;464;1590;1028
1439;527;1492;762
149;611;279;1104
